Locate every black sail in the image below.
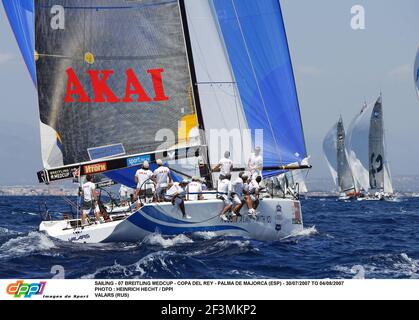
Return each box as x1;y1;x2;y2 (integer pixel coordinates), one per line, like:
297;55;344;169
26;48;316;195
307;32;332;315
368;98;385;190
35;0;198;168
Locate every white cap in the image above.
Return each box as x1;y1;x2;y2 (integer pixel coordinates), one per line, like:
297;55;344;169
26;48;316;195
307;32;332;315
156;159;163;166
143;161;149;169
180;179;190;185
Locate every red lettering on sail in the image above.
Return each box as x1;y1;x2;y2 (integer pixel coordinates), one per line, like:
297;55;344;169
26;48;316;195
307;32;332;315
87;70;120;103
122;68;152;103
64;68;91;103
63;67;170;104
148;68;169;102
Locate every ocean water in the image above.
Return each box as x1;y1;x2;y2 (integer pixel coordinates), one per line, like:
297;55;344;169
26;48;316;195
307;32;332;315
0;196;418;279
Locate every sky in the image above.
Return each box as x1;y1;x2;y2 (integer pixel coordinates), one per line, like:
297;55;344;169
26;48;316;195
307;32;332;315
0;0;419;185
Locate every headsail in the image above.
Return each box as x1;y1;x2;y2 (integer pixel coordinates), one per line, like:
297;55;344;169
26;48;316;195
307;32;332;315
211;0;307;176
323;117;355;193
2;0;36;85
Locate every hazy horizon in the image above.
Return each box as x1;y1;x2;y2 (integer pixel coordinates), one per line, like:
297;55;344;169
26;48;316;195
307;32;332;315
1;0;419;185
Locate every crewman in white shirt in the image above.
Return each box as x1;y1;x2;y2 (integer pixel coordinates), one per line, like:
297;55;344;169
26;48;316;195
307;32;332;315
246;176;262;219
165;180;191;219
187;176;204;201
119;184;131;206
135;161;155;205
217;173;233;222
153;159;172;202
81;174;101;225
231;172;248;218
247;146;263;180
213;151;233;179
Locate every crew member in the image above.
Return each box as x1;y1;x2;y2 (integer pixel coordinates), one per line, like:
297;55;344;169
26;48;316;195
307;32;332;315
246;176;262;218
231;172;248;218
187;176;204;201
165;180;191;219
217;173;233;222
213;151;233;180
153;159;172;202
247;147;263;180
119;184;130;206
81;174;101;225
135;161;155;205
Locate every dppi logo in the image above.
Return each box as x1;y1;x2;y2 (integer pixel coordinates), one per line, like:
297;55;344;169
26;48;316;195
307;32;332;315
6;280;46;298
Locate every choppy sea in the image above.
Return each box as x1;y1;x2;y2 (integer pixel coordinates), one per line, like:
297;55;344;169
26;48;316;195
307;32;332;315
0;196;418;279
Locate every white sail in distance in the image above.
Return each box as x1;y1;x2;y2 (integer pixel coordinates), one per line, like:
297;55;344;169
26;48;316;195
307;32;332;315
323;117;355;193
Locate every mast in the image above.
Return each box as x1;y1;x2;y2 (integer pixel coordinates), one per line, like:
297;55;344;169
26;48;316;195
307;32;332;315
178;0;213;187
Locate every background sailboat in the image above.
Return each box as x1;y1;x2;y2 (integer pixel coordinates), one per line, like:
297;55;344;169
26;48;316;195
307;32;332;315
346;96;394;200
323;116;357;200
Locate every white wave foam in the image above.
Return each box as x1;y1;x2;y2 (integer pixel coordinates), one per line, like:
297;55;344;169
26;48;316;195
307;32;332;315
0;227;20;236
215;240;251;249
82;251;176;279
11;211;38;216
0;232;56;259
332;253;419;279
193;231;218;240
143;233;193;248
284;226;318;239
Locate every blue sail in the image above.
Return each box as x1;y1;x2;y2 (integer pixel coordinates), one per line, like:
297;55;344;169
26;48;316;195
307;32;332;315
212;0;306;177
2;0;36;86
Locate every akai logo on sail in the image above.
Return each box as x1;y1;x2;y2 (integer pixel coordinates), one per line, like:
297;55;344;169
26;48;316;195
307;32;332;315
64;68;169;103
6;280;46;298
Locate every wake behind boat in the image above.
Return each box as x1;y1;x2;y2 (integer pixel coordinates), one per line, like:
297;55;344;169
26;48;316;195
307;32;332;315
4;0;311;243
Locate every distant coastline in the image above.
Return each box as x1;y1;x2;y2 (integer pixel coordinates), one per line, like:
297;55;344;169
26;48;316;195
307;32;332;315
0;185;77;197
1;175;419;197
1;186;419;198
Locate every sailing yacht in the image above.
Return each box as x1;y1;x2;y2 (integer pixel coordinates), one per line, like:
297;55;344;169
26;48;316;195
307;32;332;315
3;0;311;243
323;116;358;200
346;96;394;201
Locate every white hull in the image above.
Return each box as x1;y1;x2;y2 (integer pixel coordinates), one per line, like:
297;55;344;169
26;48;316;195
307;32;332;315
39;198;304;243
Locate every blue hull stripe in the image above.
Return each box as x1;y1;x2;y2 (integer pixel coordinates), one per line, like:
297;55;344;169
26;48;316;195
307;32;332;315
140;205;195;225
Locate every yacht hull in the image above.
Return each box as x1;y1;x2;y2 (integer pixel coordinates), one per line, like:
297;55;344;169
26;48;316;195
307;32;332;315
39;198;304;243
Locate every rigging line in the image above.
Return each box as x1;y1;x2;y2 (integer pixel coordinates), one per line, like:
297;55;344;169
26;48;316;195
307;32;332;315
230;0;282;162
185;8;235;130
